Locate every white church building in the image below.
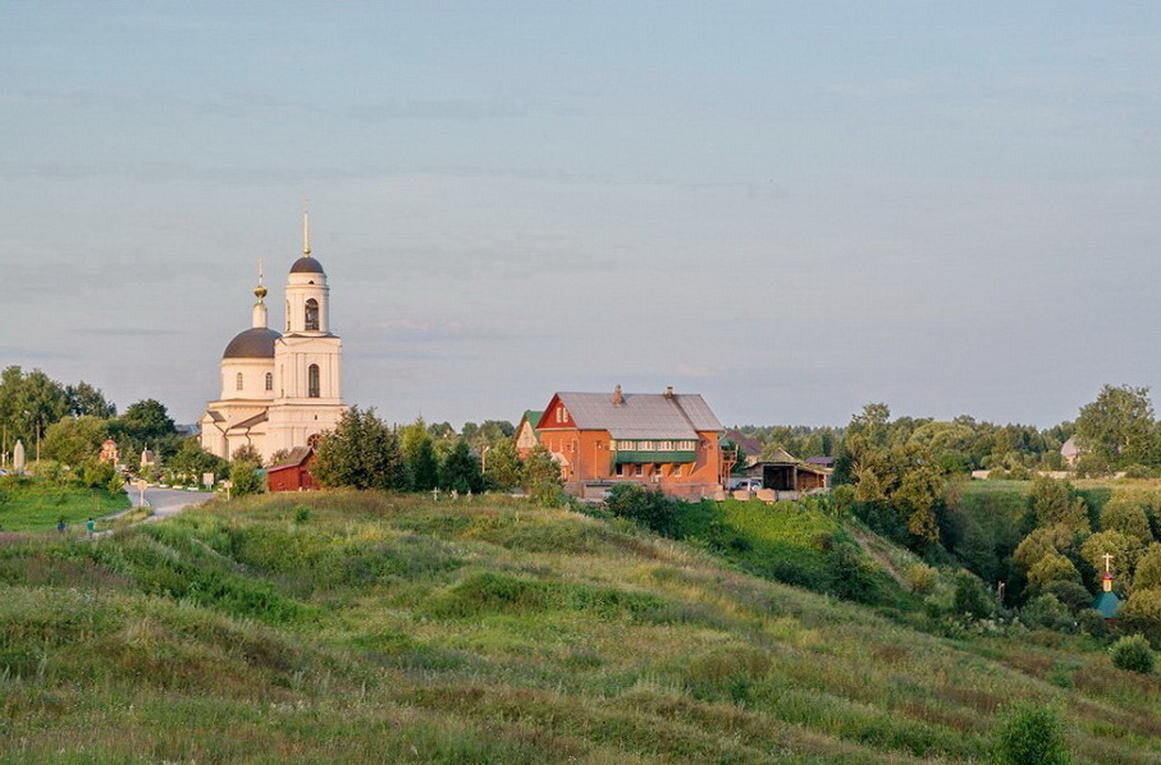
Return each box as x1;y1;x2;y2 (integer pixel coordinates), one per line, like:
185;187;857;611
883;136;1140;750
199;212;346;462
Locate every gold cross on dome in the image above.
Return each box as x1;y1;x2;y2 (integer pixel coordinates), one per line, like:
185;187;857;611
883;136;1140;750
1103;552;1114;573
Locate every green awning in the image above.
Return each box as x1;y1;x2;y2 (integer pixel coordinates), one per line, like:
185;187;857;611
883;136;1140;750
614;450;696;464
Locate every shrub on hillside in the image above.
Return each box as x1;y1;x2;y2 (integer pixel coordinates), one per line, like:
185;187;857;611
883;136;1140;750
905;563;937;596
1077;609;1111;639
952;571;995;619
1122;464;1156;479
1109;634;1154;674
1041;580;1093;614
993;703;1069;765
606;483;681;537
1021;594;1074;632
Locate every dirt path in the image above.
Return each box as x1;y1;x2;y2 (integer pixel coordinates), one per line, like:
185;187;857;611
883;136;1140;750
848;525;909;588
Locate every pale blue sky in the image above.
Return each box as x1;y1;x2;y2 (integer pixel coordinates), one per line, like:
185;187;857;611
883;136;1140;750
2;2;1159;428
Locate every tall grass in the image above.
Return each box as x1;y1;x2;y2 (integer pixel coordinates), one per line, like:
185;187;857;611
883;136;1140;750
0;490;1158;762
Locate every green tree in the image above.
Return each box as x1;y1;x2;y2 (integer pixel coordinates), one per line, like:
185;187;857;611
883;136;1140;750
440;439;483;493
115;399;176;443
1100;497;1153;544
0;366;69;446
231;443;263;467
522;444;564;505
169;438;228;482
400;418;439;491
484;437;522;491
1080;531;1142;591
1075;384;1157;467
1134;544;1161;591
1028;476;1090;533
41;415;109;468
64;381;116;418
313;406;405;491
1027;552;1081;591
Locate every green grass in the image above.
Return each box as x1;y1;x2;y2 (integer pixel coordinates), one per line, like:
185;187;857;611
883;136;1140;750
0;491;1158;762
0;476;128;532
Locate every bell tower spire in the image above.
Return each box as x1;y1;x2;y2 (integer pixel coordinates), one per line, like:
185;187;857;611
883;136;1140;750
251;257;268;329
302;199;311;255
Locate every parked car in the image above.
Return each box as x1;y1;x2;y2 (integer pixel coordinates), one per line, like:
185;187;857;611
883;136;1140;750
726;477;763;491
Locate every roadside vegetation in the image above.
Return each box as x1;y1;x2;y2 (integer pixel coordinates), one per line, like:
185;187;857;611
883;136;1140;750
1;490;1158;762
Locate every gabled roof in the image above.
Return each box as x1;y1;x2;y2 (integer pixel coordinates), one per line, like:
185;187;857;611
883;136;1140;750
520;410;544;431
268;446;313;473
541;391;723;440
723;429;763;455
760;447;799;464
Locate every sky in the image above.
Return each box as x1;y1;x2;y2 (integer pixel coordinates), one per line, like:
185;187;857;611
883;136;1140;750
2;2;1160;429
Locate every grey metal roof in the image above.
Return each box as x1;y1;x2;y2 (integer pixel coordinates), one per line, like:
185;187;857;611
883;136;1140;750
223;327;282;359
551;392;723;440
269;446;312;471
229;411;269;430
290;256;325;274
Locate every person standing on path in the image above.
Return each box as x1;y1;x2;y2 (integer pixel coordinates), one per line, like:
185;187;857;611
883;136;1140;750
85;518;95;538
57;517;66;534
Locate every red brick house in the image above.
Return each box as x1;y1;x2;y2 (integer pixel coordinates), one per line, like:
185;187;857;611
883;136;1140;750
267;446;319;492
534;386;724;499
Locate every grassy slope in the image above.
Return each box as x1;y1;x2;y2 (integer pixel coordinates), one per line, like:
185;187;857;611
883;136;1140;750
0;478;128;532
0;492;1158;763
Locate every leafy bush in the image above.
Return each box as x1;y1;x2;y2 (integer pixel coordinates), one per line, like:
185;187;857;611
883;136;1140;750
230;461;264;497
1077;609;1110;639
606;483;682;537
953;571;995;618
905;563;937;595
1021;594;1074;632
1122;464;1155;479
1109;634;1154;674
1042;580;1093;613
993;703;1069;765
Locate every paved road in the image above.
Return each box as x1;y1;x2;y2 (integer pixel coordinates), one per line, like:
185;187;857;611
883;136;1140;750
98;486;212;534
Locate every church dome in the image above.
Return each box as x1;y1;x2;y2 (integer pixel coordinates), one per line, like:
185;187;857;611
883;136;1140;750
290;256;325;275
223;327;281;359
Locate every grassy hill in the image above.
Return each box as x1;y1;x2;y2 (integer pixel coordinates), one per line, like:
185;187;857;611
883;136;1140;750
0;475;128;533
1;491;1159;762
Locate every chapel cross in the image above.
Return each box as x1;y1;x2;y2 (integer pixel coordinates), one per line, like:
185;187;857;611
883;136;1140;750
1103;552;1114;573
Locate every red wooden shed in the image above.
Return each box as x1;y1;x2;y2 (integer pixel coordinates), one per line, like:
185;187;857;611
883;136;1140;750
266;447;319;492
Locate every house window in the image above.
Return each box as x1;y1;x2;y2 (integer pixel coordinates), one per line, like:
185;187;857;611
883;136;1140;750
618;440;633;451
556;406;567;423
264;372;273;391
305;298;320;331
615;463;624;477
307;364;320;398
634;464;644;477
640;441;654;451
235;372;243;391
654;463;665;476
672;464;683;477
658;441;672;451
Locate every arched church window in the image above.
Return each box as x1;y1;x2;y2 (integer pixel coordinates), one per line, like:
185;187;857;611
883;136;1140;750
305;298;319;331
308;364;320;398
236;372;244;391
285;301;291;331
265;372;273;391
307;433;322;448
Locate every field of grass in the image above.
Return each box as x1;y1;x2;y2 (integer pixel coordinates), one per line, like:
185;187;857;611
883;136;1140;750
0;491;1158;762
0;476;129;532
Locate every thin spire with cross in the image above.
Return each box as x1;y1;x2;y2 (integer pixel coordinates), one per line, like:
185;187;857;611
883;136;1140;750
1103;552;1114;573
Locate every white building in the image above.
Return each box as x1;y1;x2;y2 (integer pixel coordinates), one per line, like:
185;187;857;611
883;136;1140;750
199;212;345;462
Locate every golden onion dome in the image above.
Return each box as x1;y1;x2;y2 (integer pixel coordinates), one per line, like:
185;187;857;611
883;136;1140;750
253;284;268;300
